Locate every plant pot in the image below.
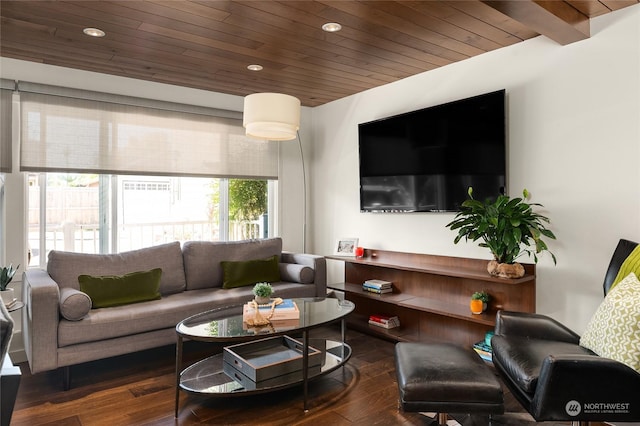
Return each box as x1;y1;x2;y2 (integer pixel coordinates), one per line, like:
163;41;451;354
1;288;15;307
470;299;483;315
254;295;271;305
487;260;525;279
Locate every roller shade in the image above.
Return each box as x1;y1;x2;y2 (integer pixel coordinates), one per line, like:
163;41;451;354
19;83;278;179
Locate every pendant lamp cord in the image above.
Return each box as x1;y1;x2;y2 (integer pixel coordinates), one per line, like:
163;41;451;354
297;130;307;253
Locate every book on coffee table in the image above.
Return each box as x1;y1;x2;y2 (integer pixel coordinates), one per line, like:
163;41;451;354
242;298;300;321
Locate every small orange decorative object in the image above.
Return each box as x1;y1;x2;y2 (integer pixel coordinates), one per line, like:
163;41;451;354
470;299;483;314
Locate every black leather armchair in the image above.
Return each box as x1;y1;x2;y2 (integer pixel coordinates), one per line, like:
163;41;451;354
491;239;640;425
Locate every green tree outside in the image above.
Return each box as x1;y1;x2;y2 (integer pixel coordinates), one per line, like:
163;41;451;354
229;179;267;239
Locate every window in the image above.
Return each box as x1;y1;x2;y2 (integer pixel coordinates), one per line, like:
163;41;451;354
16;82;279;267
27;172;274;267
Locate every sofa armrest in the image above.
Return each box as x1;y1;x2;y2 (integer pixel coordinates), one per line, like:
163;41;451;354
22;269;61;373
531;354;640;421
495;310;580;344
280;253;327;297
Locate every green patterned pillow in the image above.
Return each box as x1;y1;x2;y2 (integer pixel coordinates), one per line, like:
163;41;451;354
611;245;640;291
580;272;640;372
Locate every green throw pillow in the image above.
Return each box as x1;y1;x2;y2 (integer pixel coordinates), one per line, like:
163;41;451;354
611;244;640;291
221;255;280;289
78;268;162;309
580;272;640;373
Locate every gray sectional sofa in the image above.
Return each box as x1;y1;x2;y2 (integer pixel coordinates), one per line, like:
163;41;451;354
21;237;326;387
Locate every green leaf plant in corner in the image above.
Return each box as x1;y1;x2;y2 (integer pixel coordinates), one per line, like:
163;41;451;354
0;264;19;291
446;187;557;279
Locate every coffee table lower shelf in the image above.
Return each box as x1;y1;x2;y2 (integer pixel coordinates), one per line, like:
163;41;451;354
179;338;351;397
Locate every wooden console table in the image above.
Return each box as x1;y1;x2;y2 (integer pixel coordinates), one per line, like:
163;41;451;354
327;249;535;346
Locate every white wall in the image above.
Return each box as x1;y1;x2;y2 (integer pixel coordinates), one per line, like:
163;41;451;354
310;4;640;333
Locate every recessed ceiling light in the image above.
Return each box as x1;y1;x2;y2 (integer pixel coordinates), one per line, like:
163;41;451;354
83;27;106;37
322;22;342;32
247;64;263;71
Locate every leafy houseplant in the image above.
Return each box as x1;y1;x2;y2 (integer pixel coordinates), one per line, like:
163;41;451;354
446;188;556;278
0;264;19;291
0;264;19;306
252;282;273;304
471;291;490;303
471;291;490;312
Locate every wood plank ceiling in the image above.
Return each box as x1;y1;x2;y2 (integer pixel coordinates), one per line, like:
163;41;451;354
1;1;637;107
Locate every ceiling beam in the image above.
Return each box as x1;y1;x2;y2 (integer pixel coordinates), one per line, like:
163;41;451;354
481;0;590;45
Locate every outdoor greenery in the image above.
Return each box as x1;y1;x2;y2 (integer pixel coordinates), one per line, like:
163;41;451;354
229;179;267;239
229;179;267;222
446;187;557;265
207;178;268;239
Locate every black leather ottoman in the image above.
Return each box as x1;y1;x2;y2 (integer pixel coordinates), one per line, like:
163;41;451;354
394;342;504;425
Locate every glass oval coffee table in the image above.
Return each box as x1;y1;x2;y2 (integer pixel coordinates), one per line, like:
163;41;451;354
175;297;355;417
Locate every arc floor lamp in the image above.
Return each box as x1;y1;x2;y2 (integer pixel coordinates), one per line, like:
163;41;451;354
242;93;306;252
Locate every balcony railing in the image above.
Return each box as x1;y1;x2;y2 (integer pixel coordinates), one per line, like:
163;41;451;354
28;220;263;265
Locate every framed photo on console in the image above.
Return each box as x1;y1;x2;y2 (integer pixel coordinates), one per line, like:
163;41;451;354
334;238;358;256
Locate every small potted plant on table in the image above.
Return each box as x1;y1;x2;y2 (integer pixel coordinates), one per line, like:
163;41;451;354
252;282;273;305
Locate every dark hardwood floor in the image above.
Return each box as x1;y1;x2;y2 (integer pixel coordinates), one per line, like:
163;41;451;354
10;327;600;425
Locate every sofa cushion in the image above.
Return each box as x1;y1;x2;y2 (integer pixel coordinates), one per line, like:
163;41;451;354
57;281;318;347
59;288;92;321
182;238;282;290
611;245;640;291
580;272;640;373
79;268;163;308
279;263;314;284
47;242;186;295
221;255;280;289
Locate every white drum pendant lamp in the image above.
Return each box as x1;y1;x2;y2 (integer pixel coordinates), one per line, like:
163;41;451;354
243;93;301;141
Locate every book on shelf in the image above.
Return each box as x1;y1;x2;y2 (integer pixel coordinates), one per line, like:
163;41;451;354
363;279;393;294
473;340;492;353
369;314;400;328
362;285;392;294
473;340;492;362
363;279;392;288
369;313;399;322
242;298;299;321
368;319;400;329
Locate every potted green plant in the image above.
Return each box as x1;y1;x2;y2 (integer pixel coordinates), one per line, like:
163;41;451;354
0;264;19;306
446;187;556;278
471;291;491;312
252;282;273;304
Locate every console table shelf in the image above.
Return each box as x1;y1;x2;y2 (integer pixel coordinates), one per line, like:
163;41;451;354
327;249;535;346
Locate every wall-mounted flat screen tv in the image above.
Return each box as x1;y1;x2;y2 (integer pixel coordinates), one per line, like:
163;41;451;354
358;89;506;212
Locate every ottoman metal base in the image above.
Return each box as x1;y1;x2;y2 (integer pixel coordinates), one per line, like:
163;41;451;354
394;342;504;424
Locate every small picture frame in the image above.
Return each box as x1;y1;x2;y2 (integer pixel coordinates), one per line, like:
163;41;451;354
334;238;359;256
